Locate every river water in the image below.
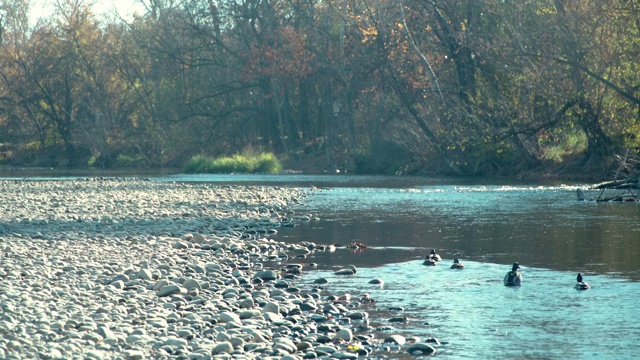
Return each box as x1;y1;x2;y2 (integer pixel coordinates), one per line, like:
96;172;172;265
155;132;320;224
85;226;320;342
160;173;640;359
3;169;639;359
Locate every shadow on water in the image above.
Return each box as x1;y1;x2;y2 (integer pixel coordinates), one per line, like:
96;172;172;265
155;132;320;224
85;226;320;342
275;185;640;280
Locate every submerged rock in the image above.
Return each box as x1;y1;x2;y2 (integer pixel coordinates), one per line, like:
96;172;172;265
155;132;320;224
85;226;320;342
334;265;357;275
406;342;437;355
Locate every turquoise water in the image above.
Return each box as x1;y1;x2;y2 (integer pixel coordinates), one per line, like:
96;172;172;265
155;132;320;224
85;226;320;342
298;260;638;359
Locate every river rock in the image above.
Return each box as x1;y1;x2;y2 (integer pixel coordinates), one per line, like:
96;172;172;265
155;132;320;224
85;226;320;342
157;285;182;297
315;345;337;354
123;349;145;359
239;309;262;319
218;312;241;323
345;311;368;320
182;278;201;290
334;265;357;275
254;270;279;281
263;311;283;322
384;334;406;345
406;342;437;355
212;341;233;354
138;268;154;280
332;352;358;359
282;355;302;360
263;301;280;314
296;341;313;351
336;328;353;342
273;337;297;353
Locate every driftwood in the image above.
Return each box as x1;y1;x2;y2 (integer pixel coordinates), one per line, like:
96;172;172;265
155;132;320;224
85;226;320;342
592;173;640;190
579;173;640;202
575;151;640;201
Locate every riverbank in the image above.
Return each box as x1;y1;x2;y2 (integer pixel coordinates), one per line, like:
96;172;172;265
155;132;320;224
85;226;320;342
0;178;435;359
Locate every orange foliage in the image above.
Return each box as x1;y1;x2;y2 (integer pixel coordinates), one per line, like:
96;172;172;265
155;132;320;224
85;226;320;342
244;27;315;81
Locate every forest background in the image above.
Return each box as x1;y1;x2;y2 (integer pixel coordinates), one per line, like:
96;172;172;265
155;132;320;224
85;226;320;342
1;0;640;181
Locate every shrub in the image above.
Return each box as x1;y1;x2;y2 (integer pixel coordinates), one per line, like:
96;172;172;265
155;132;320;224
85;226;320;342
183;152;282;174
116;154;147;167
183;155;214;173
254;152;282;173
540;129;588;163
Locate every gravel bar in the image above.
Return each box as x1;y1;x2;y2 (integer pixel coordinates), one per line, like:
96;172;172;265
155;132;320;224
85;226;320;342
0;178;436;359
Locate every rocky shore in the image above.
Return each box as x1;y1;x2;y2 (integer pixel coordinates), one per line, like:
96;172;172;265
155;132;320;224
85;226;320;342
0;178;436;359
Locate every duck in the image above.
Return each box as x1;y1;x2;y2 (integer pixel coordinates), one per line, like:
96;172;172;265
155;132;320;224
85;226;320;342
422;258;438;266
575;273;590;290
450;258;465;269
504;262;522;286
347;241;368;249
426;249;442;262
360;293;375;303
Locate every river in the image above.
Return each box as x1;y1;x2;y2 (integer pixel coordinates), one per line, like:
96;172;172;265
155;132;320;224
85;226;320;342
2;169;639;359
167;173;640;359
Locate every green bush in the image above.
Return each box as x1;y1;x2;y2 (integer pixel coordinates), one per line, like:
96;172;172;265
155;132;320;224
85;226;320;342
115;154;146;167
540;129;588;163
183;155;214;173
88;152;148;168
183;152;282;174
254;152;282;173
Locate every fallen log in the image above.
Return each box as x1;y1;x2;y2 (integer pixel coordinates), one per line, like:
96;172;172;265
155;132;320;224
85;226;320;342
593;174;639;189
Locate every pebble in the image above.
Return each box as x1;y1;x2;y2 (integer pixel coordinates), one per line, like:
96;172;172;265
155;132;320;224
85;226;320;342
0;178;438;359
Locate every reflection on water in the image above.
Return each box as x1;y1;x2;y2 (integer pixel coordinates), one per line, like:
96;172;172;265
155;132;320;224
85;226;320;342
276;185;640;280
270;182;640;359
295;258;639;359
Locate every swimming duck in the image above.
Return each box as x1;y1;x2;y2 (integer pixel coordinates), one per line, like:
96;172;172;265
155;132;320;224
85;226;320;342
360;293;375;303
504;262;522;286
423;258;438;266
426;249;442;262
575;273;590;290
450;258;465;269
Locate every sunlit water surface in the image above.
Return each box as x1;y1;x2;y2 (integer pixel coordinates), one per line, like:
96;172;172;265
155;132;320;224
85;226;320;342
295;260;638;359
263;182;640;359
2;170;639;358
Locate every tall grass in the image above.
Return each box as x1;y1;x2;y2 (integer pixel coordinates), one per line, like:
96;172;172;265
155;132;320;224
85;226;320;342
183;152;282;174
540;130;588;163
